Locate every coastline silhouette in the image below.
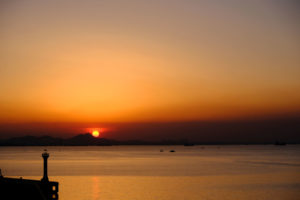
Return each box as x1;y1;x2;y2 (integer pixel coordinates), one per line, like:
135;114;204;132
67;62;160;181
0;133;294;146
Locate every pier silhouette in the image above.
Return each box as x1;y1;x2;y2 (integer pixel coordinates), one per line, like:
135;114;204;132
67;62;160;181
0;150;59;200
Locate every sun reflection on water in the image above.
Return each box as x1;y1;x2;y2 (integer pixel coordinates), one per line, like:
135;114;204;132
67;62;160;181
93;177;100;200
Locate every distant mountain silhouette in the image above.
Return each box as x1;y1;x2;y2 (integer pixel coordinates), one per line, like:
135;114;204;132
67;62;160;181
0;133;115;146
65;133;115;145
0;135;63;146
0;133;295;146
0;133;188;146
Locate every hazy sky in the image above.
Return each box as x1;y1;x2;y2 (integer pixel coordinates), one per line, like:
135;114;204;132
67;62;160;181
0;0;299;125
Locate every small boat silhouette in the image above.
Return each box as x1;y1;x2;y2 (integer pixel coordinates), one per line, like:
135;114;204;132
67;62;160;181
274;141;286;146
170;150;176;152
184;143;194;146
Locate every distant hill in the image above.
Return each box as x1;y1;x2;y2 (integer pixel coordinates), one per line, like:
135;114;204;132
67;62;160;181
0;134;115;146
0;133;296;146
0;133;166;146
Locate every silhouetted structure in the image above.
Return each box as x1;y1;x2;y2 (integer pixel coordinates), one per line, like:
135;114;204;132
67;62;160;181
0;150;59;200
42;150;49;182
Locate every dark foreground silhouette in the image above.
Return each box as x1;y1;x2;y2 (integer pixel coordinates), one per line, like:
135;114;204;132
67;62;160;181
0;150;58;200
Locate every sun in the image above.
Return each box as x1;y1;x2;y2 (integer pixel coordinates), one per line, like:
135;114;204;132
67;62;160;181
92;130;100;137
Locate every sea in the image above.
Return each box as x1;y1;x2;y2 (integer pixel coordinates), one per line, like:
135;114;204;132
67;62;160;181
0;145;300;200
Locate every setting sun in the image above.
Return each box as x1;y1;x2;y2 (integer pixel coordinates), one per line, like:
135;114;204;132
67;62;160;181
92;130;99;137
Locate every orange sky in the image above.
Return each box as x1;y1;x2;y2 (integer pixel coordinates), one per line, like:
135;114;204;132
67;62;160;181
0;0;300;124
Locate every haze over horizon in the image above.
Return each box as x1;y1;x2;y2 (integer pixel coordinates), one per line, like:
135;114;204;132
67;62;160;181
0;0;299;141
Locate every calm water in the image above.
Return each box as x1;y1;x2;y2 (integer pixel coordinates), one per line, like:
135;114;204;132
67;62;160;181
0;145;300;200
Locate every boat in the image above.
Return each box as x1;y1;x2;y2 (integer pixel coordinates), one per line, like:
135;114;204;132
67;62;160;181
274;141;286;146
184;143;194;146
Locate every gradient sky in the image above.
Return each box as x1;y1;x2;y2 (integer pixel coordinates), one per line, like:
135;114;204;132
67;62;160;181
0;0;300;138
